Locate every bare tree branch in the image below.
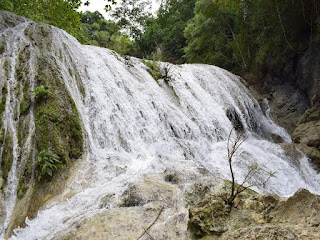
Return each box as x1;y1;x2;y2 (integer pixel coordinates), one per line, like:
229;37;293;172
137;205;164;240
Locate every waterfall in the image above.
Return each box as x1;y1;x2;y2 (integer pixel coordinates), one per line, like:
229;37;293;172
0;13;319;239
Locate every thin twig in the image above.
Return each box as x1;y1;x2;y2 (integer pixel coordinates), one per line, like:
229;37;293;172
137;205;164;240
143;228;155;240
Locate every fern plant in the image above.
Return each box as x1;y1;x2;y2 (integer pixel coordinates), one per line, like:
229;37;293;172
37;150;61;180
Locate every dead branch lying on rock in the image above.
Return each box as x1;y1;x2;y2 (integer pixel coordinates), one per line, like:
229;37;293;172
137;205;164;240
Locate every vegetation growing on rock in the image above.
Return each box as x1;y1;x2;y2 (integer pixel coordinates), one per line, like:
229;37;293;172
188;184;320;239
1;132;13;186
0;16;85;237
33;58;83;176
0;83;7;128
142;60;162;82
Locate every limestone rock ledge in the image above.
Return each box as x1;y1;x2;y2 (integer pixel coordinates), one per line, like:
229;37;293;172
58;165;320;240
189;188;320;240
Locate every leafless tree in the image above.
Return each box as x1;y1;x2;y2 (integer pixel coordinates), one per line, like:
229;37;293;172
223;128;275;210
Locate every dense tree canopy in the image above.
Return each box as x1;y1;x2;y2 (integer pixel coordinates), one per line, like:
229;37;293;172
1;0;319;78
184;0;320;75
0;0;83;36
80;11;134;55
138;0;196;62
111;0;152;41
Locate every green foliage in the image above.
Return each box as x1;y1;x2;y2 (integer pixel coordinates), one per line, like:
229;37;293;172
33;85;51;100
84;0;116;11
184;0;320;75
34;58;83;166
142;60;162;82
111;0;152;40
0;84;7;128
1;133;13;186
138;0;197;62
0;0;83;38
0;44;5;55
80;11;134;55
37;150;61;180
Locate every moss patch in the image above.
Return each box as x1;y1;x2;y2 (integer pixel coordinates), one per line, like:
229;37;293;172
19;79;31;116
34;56;83;178
17;179;29;199
0;83;7;128
142;60;162;83
15;47;30;82
0;44;5;55
188;196;229;238
3;59;9;79
0;127;5;146
1;132;13;186
40;26;49;37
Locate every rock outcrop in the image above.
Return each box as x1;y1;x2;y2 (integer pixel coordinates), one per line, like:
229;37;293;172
58;166;320;240
248;44;320;170
188;187;320;240
0;11;84;238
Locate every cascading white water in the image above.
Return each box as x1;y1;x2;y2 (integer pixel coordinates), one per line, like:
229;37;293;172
0;20;37;237
0;17;319;239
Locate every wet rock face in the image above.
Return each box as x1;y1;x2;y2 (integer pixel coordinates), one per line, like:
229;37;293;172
0;10;84;237
58;165;222;240
292;103;320;169
226;107;244;131
292;103;320;150
268;84;309;134
248;43;320;169
0;10;26;29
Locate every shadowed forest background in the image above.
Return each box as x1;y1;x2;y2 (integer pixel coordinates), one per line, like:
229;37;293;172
1;0;319;80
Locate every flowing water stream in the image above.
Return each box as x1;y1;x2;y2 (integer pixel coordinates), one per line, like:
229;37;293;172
0;16;319;239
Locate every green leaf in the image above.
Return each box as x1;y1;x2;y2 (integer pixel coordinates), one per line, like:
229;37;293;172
47;168;52;176
266;171;276;178
249;163;259;169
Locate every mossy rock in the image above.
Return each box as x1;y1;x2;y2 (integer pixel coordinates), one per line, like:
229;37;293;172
0;83;7;128
188;197;229;238
0;12;85;238
1;132;13;185
118;186;145;207
0;44;5;55
297;103;320;125
142;60;162;82
292;120;320;149
271;189;320;223
15;46;30;82
34;55;83;167
296;144;320;170
292;102;320;150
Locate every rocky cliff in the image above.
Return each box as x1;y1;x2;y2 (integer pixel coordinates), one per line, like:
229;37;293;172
247;44;320;171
